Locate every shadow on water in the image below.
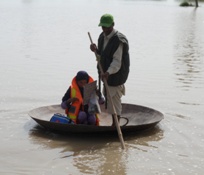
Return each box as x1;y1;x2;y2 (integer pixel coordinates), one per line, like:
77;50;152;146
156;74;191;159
26;120;164;174
26;119;164;151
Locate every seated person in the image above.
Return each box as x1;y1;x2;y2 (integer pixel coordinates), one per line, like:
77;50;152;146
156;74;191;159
61;71;99;125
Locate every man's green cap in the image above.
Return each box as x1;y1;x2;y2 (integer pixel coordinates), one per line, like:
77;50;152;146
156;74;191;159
98;14;114;27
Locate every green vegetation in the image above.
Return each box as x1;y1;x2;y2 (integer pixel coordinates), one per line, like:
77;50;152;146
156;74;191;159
180;1;194;6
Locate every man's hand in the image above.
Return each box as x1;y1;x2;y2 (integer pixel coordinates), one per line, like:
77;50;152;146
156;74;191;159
101;72;109;81
90;43;97;52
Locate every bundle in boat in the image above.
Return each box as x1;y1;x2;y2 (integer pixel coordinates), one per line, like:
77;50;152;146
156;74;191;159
50;113;75;124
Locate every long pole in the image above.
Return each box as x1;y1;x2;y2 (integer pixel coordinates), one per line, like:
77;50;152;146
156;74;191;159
88;32;125;149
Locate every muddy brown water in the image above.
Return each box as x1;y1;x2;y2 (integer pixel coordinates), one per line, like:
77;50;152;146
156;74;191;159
0;0;204;174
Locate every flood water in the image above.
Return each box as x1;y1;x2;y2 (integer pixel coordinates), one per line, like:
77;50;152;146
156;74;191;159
0;0;204;174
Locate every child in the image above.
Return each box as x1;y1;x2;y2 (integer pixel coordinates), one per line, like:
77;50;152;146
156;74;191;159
61;71;99;125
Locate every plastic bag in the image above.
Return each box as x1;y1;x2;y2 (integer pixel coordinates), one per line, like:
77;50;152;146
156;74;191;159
88;91;101;114
50;113;75;124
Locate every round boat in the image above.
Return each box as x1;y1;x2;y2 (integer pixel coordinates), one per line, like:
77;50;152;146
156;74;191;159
28;103;164;134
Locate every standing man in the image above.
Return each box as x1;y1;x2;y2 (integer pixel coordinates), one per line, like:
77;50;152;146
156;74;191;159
90;14;130;126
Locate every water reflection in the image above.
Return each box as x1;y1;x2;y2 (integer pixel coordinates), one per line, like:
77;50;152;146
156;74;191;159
174;9;204;91
27;121;163;174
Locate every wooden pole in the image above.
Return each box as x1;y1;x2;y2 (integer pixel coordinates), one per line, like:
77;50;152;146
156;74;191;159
88;32;125;149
